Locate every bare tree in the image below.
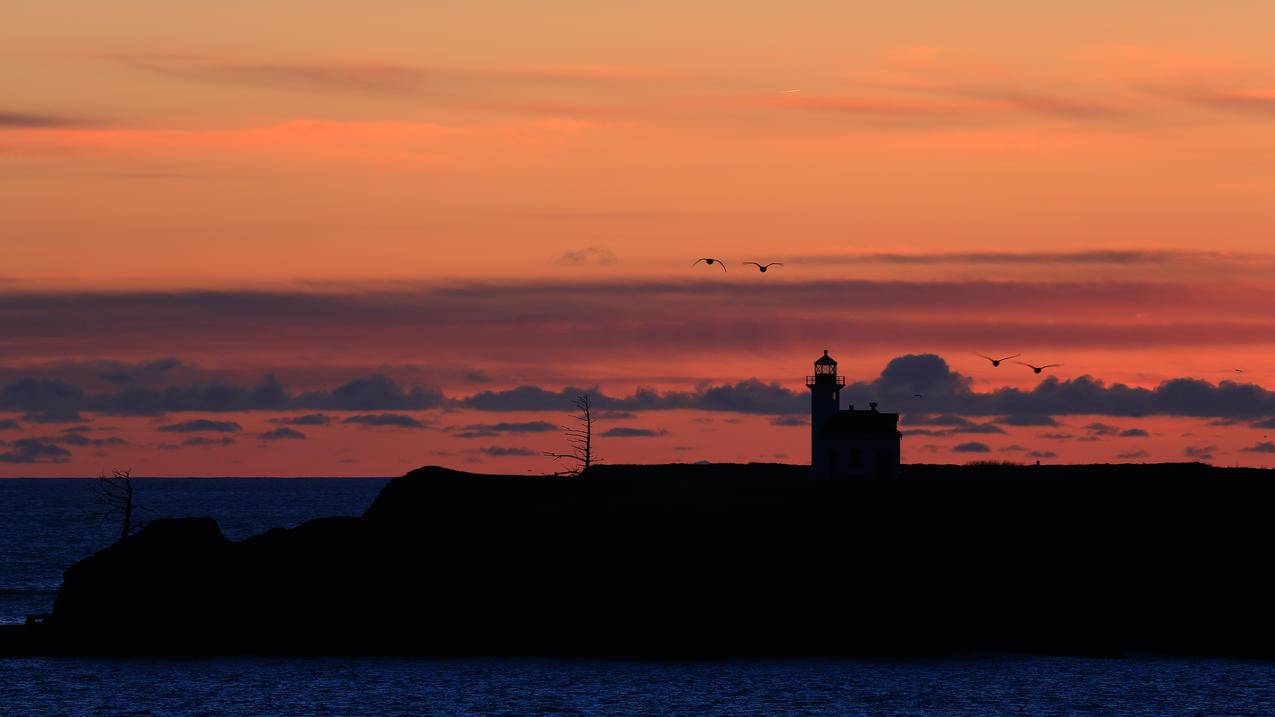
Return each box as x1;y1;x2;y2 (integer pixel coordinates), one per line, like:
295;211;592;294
544;393;598;476
94;469;141;543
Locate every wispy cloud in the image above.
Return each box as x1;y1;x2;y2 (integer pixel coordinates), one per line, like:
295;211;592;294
0;112;85;129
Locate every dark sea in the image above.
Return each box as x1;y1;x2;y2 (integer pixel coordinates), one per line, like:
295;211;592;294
4;478;1275;716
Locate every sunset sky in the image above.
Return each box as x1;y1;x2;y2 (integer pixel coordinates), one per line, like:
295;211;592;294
3;1;1275;475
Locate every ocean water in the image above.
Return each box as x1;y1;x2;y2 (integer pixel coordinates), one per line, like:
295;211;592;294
4;478;1275;716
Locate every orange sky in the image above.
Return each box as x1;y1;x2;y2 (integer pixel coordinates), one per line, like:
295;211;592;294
3;2;1275;474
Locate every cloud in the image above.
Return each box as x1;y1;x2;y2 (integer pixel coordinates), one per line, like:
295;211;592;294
455;421;557;434
1027;450;1057;459
7;281;1275;375
0;419;20;430
259;427;306;440
1084;422;1120;436
479;446;537;457
43;433;127;447
785;250;1254;267
22;409;86;424
1252;418;1275;429
97;358;183;385
903;414;974;426
268;413;333;426
0;438;71;463
999;445;1026;452
770;416;809;427
181;436;236;447
601;427;667;438
557;246;617;265
998;414;1058;426
596;410;636;420
295;374;443;411
1184;445;1218;461
158;419;242;433
342;413;427;429
0;112;82;129
1241;441;1275;454
1117;450;1150;459
953;441;990;453
1119;428;1149;437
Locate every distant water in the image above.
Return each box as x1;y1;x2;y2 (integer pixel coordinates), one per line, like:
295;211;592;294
5;655;1275;716
5;478;1275;716
0;478;388;624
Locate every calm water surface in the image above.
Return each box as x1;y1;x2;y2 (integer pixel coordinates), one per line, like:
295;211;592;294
3;478;1274;715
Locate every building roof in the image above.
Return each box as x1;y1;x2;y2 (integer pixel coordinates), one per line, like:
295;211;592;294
820;409;901;437
814;350;837;366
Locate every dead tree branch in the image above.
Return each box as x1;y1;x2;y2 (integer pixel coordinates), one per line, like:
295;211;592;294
543;393;598;476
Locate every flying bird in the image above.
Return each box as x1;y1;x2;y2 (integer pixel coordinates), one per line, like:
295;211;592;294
1017;361;1062;374
693;258;727;271
913;394;923;399
974;352;1020;367
744;262;783;273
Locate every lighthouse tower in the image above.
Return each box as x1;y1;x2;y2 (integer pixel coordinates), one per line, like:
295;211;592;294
807;350;843;477
805;350;902;478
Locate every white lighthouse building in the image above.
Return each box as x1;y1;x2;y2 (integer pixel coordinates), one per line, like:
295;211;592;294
806;350;901;478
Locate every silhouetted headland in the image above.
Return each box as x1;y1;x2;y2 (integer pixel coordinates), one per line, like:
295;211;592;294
6;461;1275;658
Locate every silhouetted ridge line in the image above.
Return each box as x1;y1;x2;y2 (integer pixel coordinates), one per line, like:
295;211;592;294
6;461;1275;658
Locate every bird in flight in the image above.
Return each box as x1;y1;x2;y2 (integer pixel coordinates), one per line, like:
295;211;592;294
1017;361;1062;374
974;352;1020;367
693;258;727;271
912;394;923;399
744;262;783;273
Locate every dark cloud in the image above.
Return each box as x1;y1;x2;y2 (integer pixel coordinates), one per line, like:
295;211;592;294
0;112;81;128
1119;428;1149;438
4;347;1275;425
953;442;991;453
22;409;86;424
1085;422;1120;437
998;414;1058;426
1117;450;1150;459
295;374;443;411
601;427;667;438
1240;441;1275;454
0;419;19;430
903;414;975;427
259;427;306;441
1;378;84;413
1037;433;1074;441
44;433;127;447
0;438;71;464
596;410;636;420
455;421;557;434
770;416;809;427
785;250;1251;267
97;358;183;385
182;436;236;447
999;445;1027;452
268;413;333;426
1027;450;1058;459
1184;445;1218;461
479;446;537;457
158;419;242;433
342;413;427;429
14;280;1275;374
1252;418;1275;429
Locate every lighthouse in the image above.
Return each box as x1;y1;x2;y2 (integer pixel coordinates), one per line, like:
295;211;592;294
806;350;901;478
